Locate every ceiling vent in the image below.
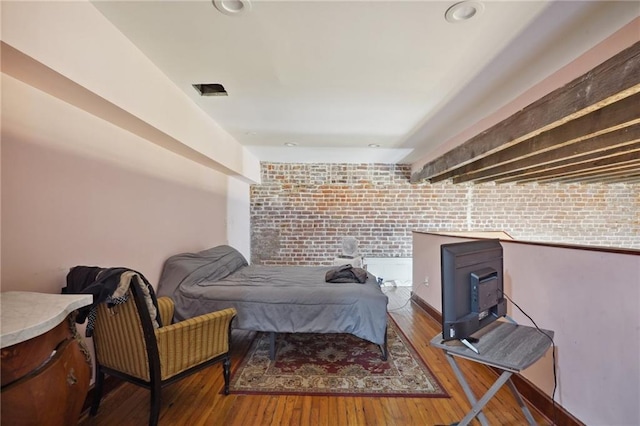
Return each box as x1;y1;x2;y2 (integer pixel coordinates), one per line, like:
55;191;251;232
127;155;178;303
193;83;228;97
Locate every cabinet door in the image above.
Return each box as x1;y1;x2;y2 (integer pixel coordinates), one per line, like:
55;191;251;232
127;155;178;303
1;319;71;387
1;329;91;425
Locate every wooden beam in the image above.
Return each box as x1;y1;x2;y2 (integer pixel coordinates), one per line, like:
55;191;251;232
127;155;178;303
473;138;640;184
573;173;640;184
593;174;640;184
516;159;640;184
547;168;640;185
411;41;640;183
447;104;640;183
499;155;640;184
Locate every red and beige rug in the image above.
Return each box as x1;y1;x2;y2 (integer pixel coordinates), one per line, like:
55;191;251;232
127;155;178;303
229;317;448;397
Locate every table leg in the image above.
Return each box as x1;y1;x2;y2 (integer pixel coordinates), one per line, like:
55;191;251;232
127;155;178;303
444;352;538;426
444;353;490;426
269;332;276;360
506;377;537;425
457;370;513;426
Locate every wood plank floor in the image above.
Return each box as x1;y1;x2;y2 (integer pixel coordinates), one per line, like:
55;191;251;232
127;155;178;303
78;287;551;425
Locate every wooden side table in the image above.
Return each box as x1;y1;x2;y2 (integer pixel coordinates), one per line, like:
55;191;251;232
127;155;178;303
1;292;93;425
430;320;554;426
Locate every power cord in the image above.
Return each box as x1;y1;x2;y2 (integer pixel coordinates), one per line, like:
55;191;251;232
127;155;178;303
386;296;411;312
381;283;413;312
500;291;558;426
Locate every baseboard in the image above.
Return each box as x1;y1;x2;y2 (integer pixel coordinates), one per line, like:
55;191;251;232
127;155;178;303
409;293;584;426
506;372;584;426
410;292;442;322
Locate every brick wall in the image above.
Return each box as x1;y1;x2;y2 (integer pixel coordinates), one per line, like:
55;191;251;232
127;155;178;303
250;163;639;265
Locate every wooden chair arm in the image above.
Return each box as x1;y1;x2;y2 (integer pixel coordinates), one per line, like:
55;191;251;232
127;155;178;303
155;308;236;379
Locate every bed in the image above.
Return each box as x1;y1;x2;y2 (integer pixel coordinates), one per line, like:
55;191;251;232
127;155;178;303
156;245;389;359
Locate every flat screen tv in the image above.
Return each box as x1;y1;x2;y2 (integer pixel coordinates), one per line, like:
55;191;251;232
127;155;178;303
441;239;507;351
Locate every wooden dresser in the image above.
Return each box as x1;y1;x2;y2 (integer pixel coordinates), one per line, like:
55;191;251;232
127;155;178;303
1;292;93;425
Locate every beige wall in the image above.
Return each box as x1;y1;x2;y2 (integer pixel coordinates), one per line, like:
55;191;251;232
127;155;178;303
1;75;233;292
413;231;640;426
227;176;252;262
1;0;257;292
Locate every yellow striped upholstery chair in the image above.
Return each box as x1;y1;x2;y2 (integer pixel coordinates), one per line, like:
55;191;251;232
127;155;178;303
89;282;236;426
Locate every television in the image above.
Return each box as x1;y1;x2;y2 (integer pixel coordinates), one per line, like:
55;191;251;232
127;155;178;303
440;239;507;352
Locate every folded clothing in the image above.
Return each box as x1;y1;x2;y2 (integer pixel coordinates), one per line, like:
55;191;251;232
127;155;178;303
325;264;368;284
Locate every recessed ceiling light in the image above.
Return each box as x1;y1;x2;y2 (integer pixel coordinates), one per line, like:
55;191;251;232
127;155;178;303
445;1;484;23
368;144;380;148
284;142;297;147
213;0;251;16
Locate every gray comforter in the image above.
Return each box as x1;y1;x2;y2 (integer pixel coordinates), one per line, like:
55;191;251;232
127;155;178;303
157;246;388;346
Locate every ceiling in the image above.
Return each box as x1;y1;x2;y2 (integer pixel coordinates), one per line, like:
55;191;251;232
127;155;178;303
92;0;639;181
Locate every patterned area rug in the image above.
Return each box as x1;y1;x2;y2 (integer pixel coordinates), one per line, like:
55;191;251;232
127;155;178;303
229;317;448;397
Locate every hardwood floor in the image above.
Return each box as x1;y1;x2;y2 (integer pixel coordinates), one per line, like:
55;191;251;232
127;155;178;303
78;287;552;425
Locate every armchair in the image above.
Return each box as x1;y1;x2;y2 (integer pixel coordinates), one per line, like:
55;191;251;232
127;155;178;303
89;280;236;426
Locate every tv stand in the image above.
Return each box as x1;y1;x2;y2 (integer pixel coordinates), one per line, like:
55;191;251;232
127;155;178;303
431;320;554;426
460;338;480;354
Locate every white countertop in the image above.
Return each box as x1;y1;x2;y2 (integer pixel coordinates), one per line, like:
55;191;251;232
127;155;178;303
0;292;93;348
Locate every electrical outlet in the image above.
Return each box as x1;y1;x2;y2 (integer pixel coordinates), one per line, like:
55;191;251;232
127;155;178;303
423;276;429;286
